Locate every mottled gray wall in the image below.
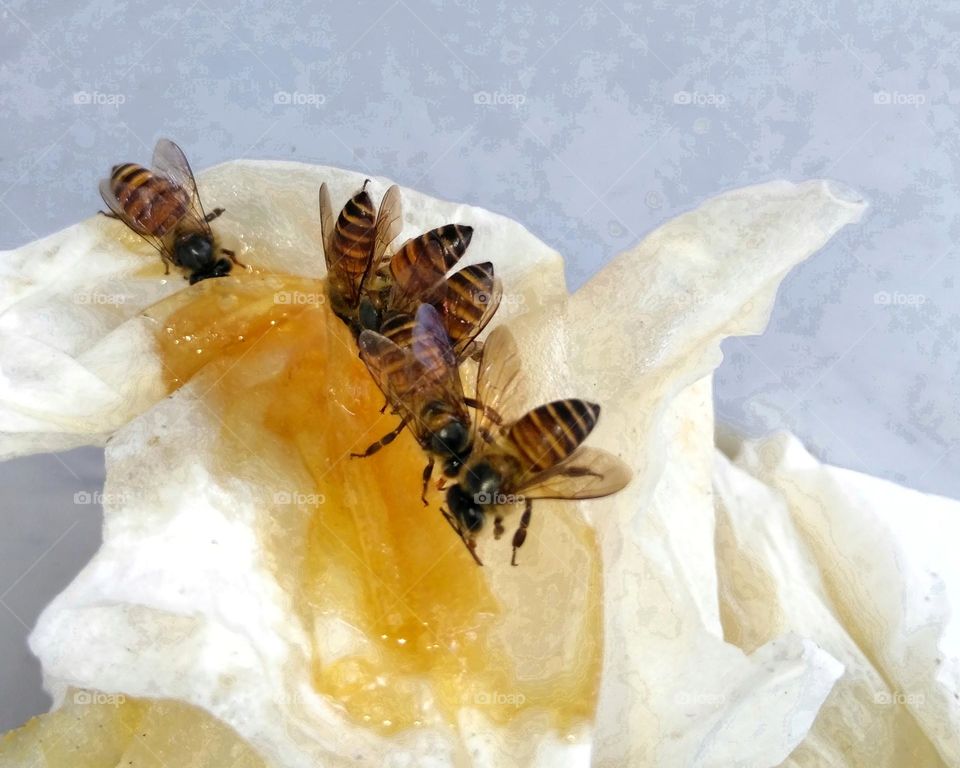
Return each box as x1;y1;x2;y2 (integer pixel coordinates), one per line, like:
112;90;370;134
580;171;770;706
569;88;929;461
1;0;957;732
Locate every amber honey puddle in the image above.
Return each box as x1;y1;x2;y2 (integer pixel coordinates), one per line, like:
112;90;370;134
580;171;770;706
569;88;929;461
148;273;602;736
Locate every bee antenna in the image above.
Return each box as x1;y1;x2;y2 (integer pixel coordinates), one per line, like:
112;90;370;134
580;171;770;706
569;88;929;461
362;178;371;190
440;507;484;566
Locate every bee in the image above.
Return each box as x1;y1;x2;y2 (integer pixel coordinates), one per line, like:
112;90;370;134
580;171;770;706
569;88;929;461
99;138;243;284
353;300;508;503
443;354;632;567
319;180;402;331
319;180;476;335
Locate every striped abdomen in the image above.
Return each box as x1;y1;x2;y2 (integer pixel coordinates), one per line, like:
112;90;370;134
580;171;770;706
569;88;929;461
508;400;600;473
110;163;189;236
390;224;473;308
330;188;377;305
443;261;496;347
378;312;416;349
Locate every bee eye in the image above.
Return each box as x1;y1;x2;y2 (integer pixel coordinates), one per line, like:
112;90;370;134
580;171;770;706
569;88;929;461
177;235;213;270
188;238;211;259
358;298;380;331
459;506;484;533
433;421;470;456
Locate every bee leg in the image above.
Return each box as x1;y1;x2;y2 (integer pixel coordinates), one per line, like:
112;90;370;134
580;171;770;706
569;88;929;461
350;417;409;459
158;254;173;275
511;499;533;566
97;209;120;219
493;515;505;540
204;207;226;223
420;457;435;506
221;248;248;269
464;398;504;429
379;398;390;415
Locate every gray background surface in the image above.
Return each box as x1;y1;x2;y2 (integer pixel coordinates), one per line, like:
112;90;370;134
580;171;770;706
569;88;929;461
1;0;957;733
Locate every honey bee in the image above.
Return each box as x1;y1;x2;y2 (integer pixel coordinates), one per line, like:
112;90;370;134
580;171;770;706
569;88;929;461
319;180;476;335
319;180;402;330
443;351;632;566
353;301;509;503
99;139;242;284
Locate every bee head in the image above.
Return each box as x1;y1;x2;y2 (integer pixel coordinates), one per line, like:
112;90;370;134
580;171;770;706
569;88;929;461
357;296;381;332
189;258;232;285
432;421;471;474
175;233;215;271
446;483;484;533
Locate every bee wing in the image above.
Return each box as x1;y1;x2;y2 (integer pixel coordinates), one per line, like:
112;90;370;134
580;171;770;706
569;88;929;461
472;323;524;443
318;182;335;266
98;176;168;256
370;184;403;274
443;263;502;360
411;303;467;405
151;138;211;234
513;447;632;501
357;329;420;426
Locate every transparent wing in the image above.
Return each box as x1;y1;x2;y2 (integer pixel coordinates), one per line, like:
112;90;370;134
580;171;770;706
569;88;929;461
472;324;524;443
357;330;419;425
443;263;502;360
513;447;632;501
411;303;466;404
318;183;335;271
98;176;167;256
151;138;210;234
370;184;403;274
